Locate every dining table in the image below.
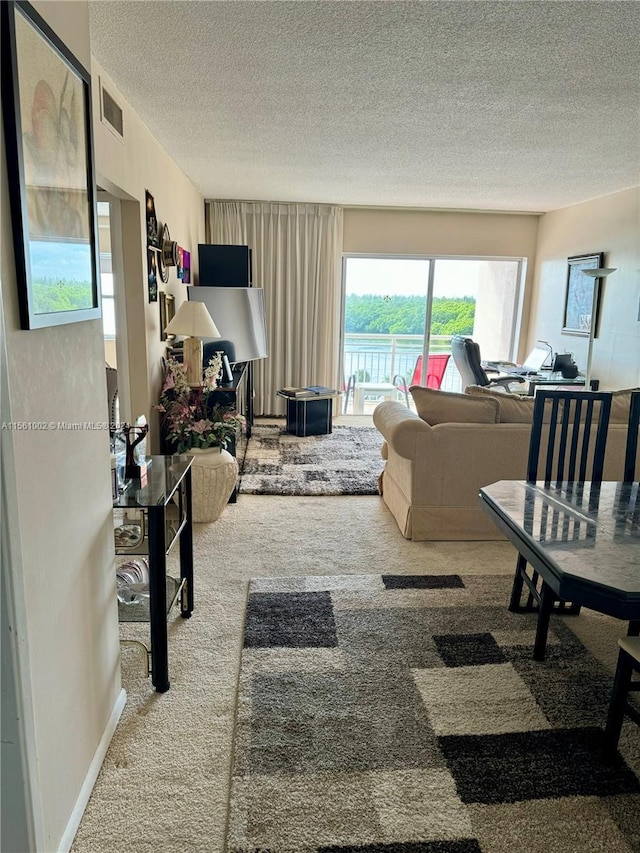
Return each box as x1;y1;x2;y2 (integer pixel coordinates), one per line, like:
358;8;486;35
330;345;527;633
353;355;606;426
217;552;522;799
479;480;640;660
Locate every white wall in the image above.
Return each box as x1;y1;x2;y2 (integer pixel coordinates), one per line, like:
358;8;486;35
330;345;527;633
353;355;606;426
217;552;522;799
528;187;640;390
1;2;121;849
2;2;206;846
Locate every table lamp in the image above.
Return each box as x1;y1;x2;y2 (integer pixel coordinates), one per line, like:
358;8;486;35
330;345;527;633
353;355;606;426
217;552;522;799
164;300;221;386
581;267;616;388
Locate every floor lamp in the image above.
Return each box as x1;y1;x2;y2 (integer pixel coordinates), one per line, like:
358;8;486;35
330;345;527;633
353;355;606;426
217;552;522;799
581;267;616;390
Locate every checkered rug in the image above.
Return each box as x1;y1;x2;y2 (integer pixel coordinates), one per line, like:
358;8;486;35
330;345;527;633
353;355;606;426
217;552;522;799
226;574;640;853
239;424;383;495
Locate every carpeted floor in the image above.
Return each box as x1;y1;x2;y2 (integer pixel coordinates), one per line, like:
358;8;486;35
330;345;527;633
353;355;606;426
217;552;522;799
239;423;384;495
227;573;640;853
70;494;637;853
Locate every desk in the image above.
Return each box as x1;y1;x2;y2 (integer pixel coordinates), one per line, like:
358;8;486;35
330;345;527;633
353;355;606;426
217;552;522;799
479;480;640;660
114;456;193;692
526;372;589;396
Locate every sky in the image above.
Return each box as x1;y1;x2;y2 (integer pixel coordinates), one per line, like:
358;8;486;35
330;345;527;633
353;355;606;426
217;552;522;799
345;257;482;299
29;239;93;283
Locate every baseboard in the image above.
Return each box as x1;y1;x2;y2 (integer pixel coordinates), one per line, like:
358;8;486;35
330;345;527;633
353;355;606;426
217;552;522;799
58;688;126;853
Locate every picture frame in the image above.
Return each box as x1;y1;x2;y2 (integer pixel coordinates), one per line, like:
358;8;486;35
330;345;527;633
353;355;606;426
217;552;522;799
1;0;101;329
182;249;191;284
159;291;175;341
147;249;158;303
562;252;604;337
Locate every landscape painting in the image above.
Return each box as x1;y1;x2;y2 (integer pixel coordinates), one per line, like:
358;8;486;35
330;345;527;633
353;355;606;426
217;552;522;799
2;1;100;328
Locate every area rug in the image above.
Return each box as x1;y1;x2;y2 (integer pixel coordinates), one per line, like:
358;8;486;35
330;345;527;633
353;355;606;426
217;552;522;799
239;424;383;495
226;573;640;853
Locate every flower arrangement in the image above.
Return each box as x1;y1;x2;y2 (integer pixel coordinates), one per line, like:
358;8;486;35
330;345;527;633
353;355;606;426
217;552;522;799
156;355;246;453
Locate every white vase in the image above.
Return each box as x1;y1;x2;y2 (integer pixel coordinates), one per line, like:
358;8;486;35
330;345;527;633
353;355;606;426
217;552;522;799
187;447;238;523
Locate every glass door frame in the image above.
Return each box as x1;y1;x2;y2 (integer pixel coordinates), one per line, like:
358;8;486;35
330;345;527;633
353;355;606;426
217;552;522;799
340;252;527;388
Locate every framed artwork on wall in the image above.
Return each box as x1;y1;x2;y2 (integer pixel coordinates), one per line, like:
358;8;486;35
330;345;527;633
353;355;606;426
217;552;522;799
145;190;160;248
562;252;604;337
147;249;158;303
1;0;101;329
159;291;175;341
182;250;191;284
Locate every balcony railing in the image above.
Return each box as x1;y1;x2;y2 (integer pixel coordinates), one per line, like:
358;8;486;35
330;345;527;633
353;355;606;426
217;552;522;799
343;334;462;411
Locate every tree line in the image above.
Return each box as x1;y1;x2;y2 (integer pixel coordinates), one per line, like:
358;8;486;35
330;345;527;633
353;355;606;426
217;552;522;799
33;278;94;314
345;294;475;336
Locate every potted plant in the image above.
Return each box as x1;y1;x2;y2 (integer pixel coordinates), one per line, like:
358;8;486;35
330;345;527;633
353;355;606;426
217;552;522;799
156;355;246;521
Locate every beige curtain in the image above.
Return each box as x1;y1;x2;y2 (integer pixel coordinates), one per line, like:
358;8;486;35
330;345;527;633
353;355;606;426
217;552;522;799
205;201;344;415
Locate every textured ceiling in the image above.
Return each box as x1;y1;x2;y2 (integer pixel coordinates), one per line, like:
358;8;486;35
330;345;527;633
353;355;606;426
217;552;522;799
88;0;640;213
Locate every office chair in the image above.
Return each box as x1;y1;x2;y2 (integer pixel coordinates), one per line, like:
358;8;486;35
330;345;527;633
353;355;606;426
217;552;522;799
450;335;526;392
509;390;613;657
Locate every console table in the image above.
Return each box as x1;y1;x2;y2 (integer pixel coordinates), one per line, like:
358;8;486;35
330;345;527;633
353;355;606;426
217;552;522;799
114;455;193;692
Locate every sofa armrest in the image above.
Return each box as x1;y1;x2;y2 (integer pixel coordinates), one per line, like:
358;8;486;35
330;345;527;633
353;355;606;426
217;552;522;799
373;402;432;461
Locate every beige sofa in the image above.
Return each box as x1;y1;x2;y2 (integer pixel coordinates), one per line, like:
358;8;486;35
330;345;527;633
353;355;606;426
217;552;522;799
372;386;638;541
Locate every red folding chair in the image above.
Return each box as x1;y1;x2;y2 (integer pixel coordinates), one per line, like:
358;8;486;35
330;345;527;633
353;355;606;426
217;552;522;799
393;354;451;406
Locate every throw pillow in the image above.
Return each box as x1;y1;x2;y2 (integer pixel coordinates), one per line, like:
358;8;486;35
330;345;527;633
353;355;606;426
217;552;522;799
464;385;545;423
466;385;639;425
410;386;500;425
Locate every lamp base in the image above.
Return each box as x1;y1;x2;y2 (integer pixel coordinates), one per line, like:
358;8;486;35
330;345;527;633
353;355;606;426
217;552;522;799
184;336;203;386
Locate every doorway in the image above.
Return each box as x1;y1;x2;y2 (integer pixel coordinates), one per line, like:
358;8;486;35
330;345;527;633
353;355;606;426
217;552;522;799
341;255;524;414
97;192;130;424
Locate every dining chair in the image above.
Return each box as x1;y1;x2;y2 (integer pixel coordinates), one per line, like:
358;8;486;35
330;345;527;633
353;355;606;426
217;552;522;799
624;390;640;483
392;353;451;407
603;636;640;754
343;373;356;414
509;389;613;619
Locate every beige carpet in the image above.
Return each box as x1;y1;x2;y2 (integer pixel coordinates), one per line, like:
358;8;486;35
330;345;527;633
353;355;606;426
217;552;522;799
71;488;632;852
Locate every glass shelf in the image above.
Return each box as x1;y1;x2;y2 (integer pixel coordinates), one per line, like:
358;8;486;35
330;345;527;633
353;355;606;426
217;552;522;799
114;502;185;557
118;575;185;623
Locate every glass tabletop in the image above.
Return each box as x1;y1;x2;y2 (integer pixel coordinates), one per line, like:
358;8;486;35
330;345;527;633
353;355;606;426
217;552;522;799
114;455;193;508
528;372;586;385
481;480;640;593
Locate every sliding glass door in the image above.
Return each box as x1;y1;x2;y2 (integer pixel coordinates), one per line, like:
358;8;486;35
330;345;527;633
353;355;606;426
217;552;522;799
342;255;524;414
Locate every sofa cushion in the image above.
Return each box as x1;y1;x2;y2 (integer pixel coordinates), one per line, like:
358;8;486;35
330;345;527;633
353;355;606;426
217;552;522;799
464;385;543;423
466;384;639;424
410;386;500;425
610;388;640;423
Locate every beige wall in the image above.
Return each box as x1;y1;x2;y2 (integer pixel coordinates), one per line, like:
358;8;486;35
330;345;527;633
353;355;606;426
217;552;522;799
2;3;206;845
91;63;205;447
343;208;540;362
529;187;640;390
1;2;121;849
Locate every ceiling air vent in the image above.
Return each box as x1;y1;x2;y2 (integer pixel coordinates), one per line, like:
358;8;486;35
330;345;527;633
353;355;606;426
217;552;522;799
99;78;123;140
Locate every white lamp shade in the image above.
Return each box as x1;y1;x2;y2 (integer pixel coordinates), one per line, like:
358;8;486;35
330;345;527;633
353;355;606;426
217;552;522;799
164;300;220;338
582;268;617;278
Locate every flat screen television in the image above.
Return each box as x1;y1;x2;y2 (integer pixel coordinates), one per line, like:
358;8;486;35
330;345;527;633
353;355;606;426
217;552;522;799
188;286;268;363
